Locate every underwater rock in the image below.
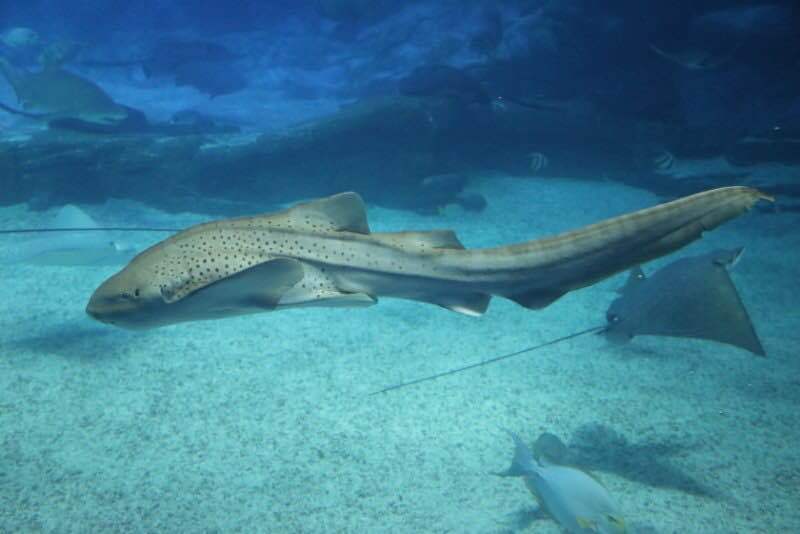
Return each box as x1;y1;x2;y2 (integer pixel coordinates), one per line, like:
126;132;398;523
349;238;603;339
366;172;487;214
727;135;800;166
242;96;443;201
142;40;240;78
398;64;491;106
470;7;504;57
0;97;442;211
37;39;85;68
417;173;486;214
172;59;247;98
80;39;246;98
314;0;395;24
3;93;789;215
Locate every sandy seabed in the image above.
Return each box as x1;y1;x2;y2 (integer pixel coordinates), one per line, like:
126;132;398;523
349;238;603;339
1;176;798;533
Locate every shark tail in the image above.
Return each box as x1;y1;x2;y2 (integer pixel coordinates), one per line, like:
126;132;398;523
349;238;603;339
495;186;771;311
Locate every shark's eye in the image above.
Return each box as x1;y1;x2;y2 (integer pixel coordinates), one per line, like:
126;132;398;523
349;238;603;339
120;289;140;300
607;312;620;324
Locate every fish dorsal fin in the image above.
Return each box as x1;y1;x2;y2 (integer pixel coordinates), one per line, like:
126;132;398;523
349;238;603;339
370;230;465;251
229;193;370;234
283;192;370;234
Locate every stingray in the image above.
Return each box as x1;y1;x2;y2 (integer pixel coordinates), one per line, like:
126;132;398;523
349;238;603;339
0;205;136;265
0;57;129;126
605;247;765;355
374;247;765;393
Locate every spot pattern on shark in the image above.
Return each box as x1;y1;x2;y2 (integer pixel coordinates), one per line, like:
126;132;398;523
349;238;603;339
86;187;770;329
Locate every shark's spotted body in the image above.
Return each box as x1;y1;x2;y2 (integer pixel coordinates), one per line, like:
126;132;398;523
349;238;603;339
86;187;769;329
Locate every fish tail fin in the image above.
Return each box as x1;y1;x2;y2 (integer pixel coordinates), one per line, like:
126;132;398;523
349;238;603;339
494;429;539;477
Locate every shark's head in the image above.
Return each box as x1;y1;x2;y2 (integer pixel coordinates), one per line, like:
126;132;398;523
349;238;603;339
85;226;307;330
86;260;172;329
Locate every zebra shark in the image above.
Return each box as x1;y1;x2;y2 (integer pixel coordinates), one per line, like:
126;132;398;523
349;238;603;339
86;187;769;329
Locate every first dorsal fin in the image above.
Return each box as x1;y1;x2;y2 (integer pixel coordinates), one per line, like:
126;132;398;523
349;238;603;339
287;192;370;234
370;230;465;251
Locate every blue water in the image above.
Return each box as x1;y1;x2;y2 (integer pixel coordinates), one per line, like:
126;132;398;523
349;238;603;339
1;2;799;533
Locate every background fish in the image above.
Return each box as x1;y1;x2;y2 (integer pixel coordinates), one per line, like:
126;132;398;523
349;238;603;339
496;430;627;534
0;57;129;125
1;205;135;265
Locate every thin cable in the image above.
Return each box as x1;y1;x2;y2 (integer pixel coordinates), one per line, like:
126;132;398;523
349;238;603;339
0;227;179;235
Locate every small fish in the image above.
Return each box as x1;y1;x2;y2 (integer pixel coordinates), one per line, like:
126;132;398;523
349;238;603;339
497;430;626;533
651;149;674;171
529;152;549;174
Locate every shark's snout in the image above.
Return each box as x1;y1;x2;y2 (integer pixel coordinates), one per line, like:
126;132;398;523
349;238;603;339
85;287;122;326
85;272;150;328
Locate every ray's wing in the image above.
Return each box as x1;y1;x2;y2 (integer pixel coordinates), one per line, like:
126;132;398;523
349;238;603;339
620;252;765;356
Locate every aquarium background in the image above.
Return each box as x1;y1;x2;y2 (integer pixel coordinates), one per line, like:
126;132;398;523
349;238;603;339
1;1;798;532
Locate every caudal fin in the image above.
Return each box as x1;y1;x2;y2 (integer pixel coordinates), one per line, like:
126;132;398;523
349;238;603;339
494;430;539;477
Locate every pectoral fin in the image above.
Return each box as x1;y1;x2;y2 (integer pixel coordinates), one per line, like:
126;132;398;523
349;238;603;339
186;258;304;312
